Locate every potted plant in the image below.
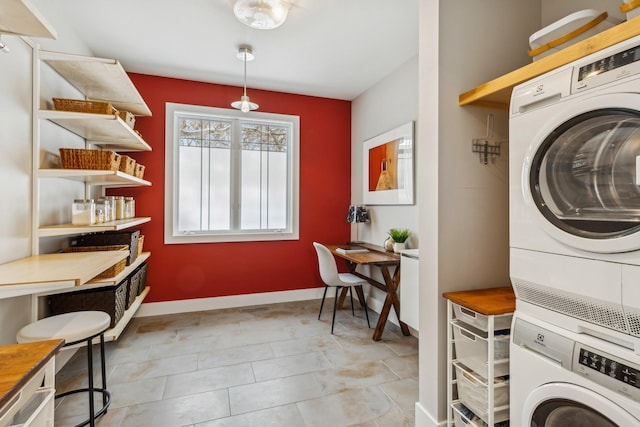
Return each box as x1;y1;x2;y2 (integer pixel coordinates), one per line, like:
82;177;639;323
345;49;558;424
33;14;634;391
388;228;410;253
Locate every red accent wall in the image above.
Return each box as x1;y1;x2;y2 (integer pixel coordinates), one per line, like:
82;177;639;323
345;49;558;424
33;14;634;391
113;74;352;303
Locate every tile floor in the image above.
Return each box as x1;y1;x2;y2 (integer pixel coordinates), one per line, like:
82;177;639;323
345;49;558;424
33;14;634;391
53;298;419;427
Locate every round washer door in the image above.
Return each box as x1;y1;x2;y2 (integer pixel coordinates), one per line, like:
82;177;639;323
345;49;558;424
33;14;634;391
524;93;640;253
522;383;639;426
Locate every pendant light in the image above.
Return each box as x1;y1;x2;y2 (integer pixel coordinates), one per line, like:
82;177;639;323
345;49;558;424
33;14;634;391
231;45;258;113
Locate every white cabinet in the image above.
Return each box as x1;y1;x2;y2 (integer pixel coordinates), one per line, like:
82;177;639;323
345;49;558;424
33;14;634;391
444;287;515;427
400;249;419;331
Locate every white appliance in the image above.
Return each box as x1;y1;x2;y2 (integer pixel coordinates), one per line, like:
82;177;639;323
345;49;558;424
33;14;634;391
511;310;640;426
509;34;640;345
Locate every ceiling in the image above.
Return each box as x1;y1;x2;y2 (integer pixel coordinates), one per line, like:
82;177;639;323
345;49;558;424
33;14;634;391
44;0;419;101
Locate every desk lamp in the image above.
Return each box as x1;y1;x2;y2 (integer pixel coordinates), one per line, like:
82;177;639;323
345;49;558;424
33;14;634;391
346;205;370;243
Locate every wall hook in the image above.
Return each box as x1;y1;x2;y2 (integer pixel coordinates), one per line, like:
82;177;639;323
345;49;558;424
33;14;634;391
471;114;505;165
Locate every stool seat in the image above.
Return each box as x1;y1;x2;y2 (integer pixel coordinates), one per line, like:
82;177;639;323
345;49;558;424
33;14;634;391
17;311;111;344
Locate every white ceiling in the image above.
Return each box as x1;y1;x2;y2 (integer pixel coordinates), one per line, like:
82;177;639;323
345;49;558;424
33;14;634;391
45;0;419;101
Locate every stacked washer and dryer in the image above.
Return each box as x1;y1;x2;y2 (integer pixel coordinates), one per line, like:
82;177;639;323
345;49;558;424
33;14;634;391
509;35;640;425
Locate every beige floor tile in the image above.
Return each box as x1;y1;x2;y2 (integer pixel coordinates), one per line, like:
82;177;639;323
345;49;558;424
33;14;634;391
109;354;198;384
197;343;274;370
252;351;333;382
313;360;400;394
229;373;327;415
296;386;394;427
164;363;255;399
269;334;341;358
379;377;419;418
108;376;167;409
382;353;420;379
194;404;306;427
119;390;229;427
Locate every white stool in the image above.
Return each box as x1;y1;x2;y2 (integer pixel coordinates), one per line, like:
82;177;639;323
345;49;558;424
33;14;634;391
17;311;112;427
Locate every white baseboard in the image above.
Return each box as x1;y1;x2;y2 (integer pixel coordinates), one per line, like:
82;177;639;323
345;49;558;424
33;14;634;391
415;402;445;427
136;286;393;323
136;287;327;317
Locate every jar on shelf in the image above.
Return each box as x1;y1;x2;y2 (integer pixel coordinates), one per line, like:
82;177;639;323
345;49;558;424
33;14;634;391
124;196;135;219
95;198;111;223
106;196;117;221
71;199;96;225
114;196;125;220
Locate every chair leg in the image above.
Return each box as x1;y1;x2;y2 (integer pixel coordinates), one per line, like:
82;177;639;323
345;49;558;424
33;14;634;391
318;286;328;320
349;287;355;316
100;334;108;411
363;294;371;328
331;287;340;334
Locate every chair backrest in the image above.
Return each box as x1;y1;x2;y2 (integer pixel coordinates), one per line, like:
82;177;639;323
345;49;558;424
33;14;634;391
313;242;341;287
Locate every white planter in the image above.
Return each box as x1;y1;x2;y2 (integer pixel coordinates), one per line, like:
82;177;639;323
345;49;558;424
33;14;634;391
393;242;406;253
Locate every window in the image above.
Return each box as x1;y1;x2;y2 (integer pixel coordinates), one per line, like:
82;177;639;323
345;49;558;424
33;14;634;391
165;103;299;243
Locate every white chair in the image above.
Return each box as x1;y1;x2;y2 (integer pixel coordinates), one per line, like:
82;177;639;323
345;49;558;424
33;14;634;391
313;242;371;334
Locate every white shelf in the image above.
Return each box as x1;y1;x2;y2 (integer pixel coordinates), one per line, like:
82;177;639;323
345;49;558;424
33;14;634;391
38;217;151;238
39;51;151;116
39;169;151;187
0;251;129;300
0;0;56;39
40;110;151;151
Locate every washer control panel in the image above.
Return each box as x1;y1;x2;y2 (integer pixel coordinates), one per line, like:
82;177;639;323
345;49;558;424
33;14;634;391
574;344;640;402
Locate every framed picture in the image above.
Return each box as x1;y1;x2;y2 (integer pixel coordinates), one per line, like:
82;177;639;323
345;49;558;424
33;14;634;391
363;121;414;205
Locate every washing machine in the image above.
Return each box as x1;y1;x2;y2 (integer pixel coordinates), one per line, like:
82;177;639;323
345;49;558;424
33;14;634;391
511;310;640;426
509;34;640;346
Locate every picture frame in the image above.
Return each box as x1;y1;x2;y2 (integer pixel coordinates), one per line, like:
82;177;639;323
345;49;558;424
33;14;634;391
363;121;414;205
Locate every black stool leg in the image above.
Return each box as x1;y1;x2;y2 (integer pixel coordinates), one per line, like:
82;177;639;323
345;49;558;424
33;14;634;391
86;338;95;427
100;334;108;412
349;287;355;316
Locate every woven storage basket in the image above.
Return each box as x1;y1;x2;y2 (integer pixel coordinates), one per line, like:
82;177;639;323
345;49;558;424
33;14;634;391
47;280;127;328
126;271;139;309
63;244;129;279
119;155;136;175
134;163;145;179
136;235;145;257
117;110;136;128
69;230;140;266
136;262;148;296
60;148;121;171
53;98;116;115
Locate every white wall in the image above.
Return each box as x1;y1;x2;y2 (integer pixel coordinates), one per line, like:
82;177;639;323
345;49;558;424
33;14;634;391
351;56;419;248
0;3;90;344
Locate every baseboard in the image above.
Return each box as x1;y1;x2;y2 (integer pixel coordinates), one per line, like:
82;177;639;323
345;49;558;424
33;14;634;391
415;402;445;427
136;287;327;317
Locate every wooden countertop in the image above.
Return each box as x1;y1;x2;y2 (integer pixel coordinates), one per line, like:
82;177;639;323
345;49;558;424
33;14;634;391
442;286;515;315
0;339;64;408
459;15;640;109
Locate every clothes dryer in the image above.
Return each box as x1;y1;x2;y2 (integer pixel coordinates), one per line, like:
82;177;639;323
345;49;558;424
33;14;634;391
509;35;640;344
511;310;640;426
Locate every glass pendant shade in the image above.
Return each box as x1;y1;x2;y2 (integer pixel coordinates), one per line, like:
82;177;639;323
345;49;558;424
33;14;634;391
233;0;290;30
231;95;258;113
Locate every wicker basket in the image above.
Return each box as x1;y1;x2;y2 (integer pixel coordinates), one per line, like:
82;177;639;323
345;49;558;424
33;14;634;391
47;280;127;328
126;272;139;309
69;230;140;266
53;98;116;115
135;262;148;296
119;155;136;175
134;163;145;179
137;235;145;257
60;148;122;171
117;110;136;128
63;244;129;279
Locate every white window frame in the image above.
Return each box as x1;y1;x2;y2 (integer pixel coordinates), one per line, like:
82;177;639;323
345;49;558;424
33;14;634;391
165;102;300;244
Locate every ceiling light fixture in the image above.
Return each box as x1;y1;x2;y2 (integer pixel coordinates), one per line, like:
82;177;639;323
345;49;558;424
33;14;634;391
233;0;290;30
231;45;258;113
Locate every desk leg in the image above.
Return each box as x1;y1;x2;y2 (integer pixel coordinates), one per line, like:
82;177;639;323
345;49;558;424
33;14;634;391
373;265;411;341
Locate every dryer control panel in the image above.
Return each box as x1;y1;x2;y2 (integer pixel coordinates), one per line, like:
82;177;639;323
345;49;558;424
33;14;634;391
572;41;640;93
574;343;640;402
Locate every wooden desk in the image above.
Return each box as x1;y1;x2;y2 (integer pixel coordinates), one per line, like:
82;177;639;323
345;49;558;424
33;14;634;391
327;243;411;341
